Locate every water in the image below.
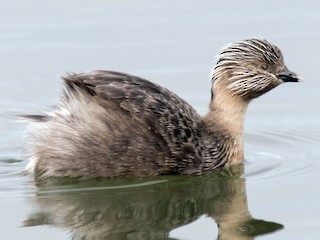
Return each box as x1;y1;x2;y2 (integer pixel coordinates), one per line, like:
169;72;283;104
1;0;320;239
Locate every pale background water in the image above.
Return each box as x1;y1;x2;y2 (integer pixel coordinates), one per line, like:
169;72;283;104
1;0;320;239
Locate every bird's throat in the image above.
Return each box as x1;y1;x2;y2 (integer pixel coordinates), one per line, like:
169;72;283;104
203;90;249;166
208;90;248;135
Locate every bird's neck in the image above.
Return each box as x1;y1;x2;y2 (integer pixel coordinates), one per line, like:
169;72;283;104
203;89;249;165
209;89;248;133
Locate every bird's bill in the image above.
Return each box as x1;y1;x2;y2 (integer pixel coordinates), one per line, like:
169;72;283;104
277;67;303;82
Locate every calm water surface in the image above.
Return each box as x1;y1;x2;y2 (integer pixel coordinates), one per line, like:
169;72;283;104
1;0;320;239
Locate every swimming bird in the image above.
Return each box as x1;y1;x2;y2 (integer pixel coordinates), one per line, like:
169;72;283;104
23;38;301;180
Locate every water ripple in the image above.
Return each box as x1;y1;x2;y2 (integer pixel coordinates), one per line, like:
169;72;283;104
244;118;320;182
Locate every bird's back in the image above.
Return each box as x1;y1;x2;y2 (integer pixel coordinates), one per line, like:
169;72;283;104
25;71;203;179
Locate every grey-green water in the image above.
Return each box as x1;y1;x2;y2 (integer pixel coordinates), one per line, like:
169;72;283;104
1;0;320;239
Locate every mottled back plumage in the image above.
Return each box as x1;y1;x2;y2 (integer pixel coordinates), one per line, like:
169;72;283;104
23;38;301;180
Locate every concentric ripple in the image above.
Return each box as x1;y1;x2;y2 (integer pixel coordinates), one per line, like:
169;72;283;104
243;118;320;182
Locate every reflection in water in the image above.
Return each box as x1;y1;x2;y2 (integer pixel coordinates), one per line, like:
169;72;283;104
23;165;283;240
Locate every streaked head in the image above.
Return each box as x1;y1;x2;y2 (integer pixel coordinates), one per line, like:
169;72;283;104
211;38;302;101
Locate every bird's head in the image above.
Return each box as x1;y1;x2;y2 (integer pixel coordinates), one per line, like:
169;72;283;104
211;38;302;101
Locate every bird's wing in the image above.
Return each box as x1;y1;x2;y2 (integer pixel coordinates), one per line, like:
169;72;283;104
63;70;202;170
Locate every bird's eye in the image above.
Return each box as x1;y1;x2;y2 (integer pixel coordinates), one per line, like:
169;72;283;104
261;63;268;70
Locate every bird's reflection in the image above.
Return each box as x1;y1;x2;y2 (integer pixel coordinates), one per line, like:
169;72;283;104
24;165;283;239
